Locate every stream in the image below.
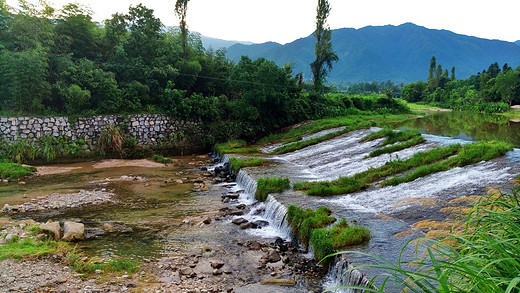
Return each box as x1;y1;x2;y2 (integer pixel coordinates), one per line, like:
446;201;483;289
1;111;519;292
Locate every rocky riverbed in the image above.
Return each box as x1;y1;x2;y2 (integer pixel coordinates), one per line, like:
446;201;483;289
0;156;325;292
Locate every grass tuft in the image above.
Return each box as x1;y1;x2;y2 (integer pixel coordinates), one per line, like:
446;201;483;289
214;140;259;155
229;157;265;173
0;162;34;180
255;177;290;202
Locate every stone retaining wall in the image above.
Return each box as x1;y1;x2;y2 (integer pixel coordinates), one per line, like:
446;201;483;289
0;114;205;149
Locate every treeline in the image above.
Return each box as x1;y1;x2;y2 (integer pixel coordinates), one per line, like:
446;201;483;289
402;56;520;113
335;80;403;97
0;2;409;143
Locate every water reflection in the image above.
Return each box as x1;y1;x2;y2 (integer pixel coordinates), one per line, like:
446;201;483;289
381;111;520;147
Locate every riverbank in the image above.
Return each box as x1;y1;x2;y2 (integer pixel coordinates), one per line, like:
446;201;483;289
0;157;327;292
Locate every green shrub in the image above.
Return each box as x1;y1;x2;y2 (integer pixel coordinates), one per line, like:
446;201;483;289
98;124;125;156
255;177;290;202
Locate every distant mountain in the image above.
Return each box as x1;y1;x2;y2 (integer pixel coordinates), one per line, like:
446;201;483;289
200;35;253;50
515;40;520;46
226;23;520;83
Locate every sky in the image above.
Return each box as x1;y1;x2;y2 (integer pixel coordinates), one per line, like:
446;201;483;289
5;0;520;44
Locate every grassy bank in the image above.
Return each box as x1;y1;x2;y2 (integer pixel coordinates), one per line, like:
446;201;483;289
295;140;512;197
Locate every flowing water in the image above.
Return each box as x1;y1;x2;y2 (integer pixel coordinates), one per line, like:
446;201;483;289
0;157;227;261
227;111;520;292
2;111;519;292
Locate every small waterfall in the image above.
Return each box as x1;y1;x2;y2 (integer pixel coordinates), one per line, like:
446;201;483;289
263;195;292;239
324;255;371;293
235;170;257;203
220;155;230;165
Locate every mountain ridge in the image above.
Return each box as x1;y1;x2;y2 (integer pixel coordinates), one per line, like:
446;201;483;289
225;23;520;83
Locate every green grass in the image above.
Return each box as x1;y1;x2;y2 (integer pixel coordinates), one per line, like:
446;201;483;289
255;177;290;202
327;218;371;249
331;188;520;292
360;129;422;146
84;259;139;274
296;141;511;196
151;154;173;164
270;120;375;155
286;205;336;248
229;157;265;173
286;205;370;269
382;140;513;186
258;116;377;146
214;140;259;155
0;238;69;260
0;162;34;180
294;144;462;196
367;135;426;158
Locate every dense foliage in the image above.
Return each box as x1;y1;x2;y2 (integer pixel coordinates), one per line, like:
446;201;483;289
403;57;520;113
0;2;410;144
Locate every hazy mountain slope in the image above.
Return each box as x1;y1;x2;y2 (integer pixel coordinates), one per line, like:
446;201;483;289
226;23;520;83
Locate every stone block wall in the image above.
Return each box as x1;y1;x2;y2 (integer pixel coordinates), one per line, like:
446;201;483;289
0;114;205;149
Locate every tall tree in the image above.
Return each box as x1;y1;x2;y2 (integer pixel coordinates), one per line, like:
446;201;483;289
310;0;337;91
174;0;189;59
427;56;436;91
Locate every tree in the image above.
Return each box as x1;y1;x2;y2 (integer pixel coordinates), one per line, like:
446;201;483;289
427;56;436;90
174;0;190;59
451;66;456;81
0;48;51;113
310;0;337;91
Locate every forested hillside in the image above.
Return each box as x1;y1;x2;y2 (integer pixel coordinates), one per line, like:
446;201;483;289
0;2;407;143
227;23;520;83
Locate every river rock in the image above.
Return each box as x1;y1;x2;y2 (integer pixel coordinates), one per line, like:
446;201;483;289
231;218;248;225
248;241;262;251
253;220;269;228
178;267;196;278
267;250;281;263
240;222;257;229
62;221;85;241
39;220;62;240
210;260;225;269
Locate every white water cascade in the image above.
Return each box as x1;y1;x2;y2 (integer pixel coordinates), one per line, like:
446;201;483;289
324;255;371;293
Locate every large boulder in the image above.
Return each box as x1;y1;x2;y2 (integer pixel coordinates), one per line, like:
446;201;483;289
62;221;85;241
39;220;61;240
